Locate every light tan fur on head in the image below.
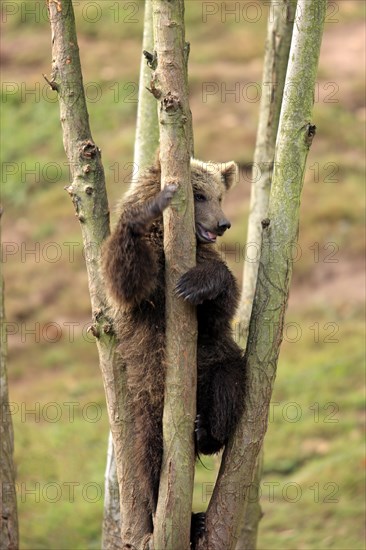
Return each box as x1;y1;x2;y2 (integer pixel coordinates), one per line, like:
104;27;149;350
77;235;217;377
190;158;239;243
190;158;239;192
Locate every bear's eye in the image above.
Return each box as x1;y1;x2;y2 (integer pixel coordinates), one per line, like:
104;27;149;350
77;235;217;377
194;193;207;202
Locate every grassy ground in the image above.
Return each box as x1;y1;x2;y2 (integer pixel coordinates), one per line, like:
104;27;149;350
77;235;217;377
1;1;365;548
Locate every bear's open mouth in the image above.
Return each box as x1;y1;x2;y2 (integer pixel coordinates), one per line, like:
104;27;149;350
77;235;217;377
196;224;217;243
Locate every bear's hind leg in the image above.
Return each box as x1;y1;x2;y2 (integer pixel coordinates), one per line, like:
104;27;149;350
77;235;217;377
195;413;223;454
196;342;245;454
134;401;163;512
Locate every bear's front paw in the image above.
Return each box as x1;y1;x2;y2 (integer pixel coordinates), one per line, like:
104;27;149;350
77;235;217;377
153;183;178;215
131;184;179;234
175;268;218;305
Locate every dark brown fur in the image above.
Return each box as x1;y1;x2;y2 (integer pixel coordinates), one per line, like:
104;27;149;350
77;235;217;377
101;158;245;522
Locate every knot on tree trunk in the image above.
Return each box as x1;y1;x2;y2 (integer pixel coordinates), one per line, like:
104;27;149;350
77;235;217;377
80;140;98;159
162;92;181;113
143;49;157;69
305;123;317;147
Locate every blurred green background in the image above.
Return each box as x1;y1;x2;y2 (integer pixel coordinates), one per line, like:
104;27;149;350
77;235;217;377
1;1;365;548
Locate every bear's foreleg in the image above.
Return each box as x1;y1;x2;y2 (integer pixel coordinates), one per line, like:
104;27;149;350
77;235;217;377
125;183;177;236
176;260;238;308
102;185;177;306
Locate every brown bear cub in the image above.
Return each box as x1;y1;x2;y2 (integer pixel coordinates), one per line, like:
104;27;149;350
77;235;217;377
102;157;245;535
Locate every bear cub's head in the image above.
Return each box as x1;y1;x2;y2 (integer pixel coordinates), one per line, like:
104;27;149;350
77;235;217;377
191;159;238;244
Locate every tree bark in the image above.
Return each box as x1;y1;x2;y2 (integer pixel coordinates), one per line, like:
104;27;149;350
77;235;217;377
237;452;263;550
0;211;19;550
150;1;197;548
198;1;326;548
46;2;151;549
237;2;297;547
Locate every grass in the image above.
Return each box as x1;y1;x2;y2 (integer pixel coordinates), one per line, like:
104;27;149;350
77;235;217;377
259;311;365;549
192;311;365;549
1;0;365;548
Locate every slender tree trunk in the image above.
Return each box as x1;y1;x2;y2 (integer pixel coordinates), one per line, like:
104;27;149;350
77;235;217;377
0;211;19;550
239;0;298;345
197;1;326;548
133;0;159;175
46;2;151;549
237;2;297;547
150;1;196;548
102;2;158;546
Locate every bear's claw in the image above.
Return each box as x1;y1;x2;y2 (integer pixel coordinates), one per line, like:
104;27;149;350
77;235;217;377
175;269;216;305
191;512;206;547
194;414;208;443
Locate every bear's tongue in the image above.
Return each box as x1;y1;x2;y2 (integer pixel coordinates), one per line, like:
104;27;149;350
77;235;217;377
205;230;217;242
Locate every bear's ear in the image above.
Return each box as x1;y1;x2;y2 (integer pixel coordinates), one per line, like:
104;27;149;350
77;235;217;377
221;161;238;190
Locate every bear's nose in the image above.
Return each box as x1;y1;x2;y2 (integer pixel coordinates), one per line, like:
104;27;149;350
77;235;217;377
218;219;231;232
